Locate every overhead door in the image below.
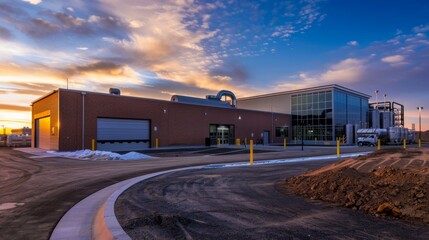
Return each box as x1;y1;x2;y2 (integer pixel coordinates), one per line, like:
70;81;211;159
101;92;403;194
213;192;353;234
97;118;150;152
35;116;51;149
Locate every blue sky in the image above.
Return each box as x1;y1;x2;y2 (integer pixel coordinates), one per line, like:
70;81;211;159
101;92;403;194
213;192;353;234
0;0;428;130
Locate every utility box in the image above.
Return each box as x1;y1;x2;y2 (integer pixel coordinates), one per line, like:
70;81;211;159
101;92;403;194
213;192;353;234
205;137;211;146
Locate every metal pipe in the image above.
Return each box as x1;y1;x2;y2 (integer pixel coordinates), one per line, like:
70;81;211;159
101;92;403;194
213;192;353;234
81;92;86;150
301;121;304;151
384;94;386;106
418;107;423;144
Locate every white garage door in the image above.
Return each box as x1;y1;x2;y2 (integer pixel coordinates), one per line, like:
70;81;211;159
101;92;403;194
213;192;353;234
97;118;150;152
36;116;50;149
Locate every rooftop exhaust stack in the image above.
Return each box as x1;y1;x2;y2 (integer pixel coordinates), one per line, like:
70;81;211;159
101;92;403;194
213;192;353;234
109;88;121;95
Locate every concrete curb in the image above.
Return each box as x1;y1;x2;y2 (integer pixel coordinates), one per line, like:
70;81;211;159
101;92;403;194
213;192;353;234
50;166;203;240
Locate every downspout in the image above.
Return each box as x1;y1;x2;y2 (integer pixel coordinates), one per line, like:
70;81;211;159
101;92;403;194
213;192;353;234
57;90;60;151
81;92;86;150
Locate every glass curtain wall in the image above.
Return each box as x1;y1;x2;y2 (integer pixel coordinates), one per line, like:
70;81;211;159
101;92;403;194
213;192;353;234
291;91;333;141
292;89;369;142
333;89;369;139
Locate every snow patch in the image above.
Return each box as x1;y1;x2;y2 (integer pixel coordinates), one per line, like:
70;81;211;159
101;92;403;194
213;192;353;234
46;149;153;161
205;152;372;169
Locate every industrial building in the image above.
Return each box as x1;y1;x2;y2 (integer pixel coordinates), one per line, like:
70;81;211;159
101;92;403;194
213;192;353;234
32;84;410;151
31;88;290;151
238;85;371;144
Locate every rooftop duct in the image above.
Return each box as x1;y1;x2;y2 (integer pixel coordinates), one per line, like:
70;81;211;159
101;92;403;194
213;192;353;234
172;90;237;108
216;90;236;108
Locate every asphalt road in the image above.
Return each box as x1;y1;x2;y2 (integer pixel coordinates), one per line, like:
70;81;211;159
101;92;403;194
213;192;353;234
0;145;418;239
116;162;429;240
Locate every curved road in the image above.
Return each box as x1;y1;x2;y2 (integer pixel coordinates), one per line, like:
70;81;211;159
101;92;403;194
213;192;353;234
116;162;429;240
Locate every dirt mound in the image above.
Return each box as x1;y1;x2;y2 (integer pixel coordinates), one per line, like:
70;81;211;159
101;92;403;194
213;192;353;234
285;166;429;226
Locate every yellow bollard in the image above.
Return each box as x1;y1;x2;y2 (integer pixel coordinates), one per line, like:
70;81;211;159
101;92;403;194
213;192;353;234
217;138;220;147
156;138;159;149
294;137;297;144
236;138;241;146
419;139;421;148
336;140;340;157
284;138;286;149
377;139;381;150
403;139;406;149
315;137;317;145
91;139;95;151
250;139;254;165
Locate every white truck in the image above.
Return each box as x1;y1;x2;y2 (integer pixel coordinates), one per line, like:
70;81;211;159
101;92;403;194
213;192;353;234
357;127;414;146
357;128;388;146
6;134;31;147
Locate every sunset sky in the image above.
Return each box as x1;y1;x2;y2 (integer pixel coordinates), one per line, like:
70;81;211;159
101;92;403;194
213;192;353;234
0;0;428;130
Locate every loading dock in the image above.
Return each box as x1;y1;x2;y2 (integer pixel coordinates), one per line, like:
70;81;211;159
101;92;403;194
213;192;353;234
96;118;150;151
35;116;50;149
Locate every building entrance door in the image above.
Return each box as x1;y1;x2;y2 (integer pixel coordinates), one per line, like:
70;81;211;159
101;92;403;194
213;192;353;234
217;125;230;144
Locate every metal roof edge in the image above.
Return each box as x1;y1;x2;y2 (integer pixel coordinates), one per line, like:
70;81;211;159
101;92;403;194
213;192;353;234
31;89;59;105
239;84;371;101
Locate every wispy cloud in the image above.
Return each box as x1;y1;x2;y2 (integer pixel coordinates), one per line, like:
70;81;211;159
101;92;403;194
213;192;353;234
413;24;429;33
22;0;42;5
347;40;359;46
0;103;31;112
381;55;405;64
275;57;366;90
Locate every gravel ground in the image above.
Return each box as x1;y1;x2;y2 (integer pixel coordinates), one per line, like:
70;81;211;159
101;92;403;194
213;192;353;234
286;148;429;226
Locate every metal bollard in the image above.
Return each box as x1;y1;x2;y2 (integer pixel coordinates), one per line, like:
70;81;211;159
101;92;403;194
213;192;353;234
336;140;340;157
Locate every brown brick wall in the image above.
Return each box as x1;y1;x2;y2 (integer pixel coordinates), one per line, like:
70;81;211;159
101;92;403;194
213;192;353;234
34;89;291;151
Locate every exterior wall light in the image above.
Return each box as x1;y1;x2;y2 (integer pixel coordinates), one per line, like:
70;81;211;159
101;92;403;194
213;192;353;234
238;116;242;120
163;109;167;114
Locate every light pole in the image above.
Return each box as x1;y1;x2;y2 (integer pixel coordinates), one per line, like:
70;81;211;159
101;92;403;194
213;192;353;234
301;120;304;151
1;125;4;145
375;90;379;110
417;107;423;147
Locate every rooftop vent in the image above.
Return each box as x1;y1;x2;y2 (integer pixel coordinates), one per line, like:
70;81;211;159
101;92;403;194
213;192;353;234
109;88;121;95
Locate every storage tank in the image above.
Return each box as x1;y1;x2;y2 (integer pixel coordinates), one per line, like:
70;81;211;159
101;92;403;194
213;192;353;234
388;127;401;144
408;130;416;144
354;123;360;144
400;128;406;142
369;110;380;128
346;124;354;144
380;111;393;129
